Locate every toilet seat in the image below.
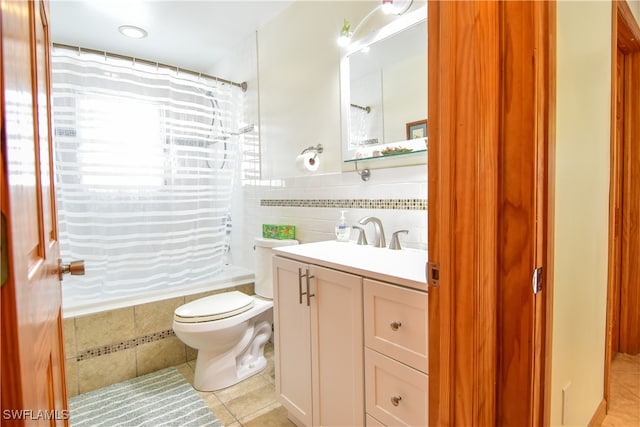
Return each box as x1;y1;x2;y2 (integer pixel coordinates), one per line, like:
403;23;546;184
174;291;254;323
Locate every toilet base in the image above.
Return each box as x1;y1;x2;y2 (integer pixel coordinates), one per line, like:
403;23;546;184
192;319;272;391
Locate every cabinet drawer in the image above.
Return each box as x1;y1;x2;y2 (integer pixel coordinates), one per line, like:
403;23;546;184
364;279;428;372
365;348;428;427
366;414;386;426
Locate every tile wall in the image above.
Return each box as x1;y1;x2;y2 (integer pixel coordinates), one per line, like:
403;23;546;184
63;283;254;397
231;164;428;270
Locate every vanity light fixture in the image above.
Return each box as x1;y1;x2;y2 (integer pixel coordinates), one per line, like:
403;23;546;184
337;19;353;47
337;0;413;47
382;0;413;16
118;25;148;39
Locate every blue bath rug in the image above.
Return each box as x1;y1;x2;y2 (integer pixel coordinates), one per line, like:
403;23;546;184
69;367;222;427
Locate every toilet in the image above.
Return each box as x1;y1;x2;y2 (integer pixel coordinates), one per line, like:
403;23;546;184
172;237;298;391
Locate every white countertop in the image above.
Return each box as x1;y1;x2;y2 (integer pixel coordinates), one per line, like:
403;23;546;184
274;240;427;291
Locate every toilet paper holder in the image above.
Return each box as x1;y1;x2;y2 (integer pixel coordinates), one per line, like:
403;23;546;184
300;144;324;156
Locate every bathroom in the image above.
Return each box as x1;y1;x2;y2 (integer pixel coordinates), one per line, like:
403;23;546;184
51;0;428;424
4;0;640;425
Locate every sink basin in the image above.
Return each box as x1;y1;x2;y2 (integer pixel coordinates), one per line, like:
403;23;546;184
274;241;427;291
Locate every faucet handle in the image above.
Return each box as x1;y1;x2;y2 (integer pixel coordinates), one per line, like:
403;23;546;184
389;230;409;250
352;226;368;245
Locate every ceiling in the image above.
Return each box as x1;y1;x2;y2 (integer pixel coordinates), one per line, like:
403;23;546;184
49;0;294;74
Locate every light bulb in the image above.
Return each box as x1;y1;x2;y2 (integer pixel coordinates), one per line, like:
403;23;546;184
382;0;394;14
337;18;352;47
337;34;352;47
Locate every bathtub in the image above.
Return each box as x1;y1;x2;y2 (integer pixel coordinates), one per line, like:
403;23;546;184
63;264;256;397
62;265;254;319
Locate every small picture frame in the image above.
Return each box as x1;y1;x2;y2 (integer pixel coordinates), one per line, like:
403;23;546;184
406;119;427;140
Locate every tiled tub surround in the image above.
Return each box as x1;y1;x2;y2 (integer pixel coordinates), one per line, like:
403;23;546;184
63;283;255;397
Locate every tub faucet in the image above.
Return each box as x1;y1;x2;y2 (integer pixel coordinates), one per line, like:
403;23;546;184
358;216;386;248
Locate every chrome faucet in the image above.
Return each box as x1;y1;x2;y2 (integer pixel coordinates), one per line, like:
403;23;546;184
389;230;409;250
352;226;368;245
358;216;386;248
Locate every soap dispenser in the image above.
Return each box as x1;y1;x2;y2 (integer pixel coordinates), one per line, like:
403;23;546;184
335;210;351;242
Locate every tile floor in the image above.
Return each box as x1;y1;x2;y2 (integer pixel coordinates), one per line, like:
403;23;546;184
176;342;295;427
602;352;640;427
176;346;639;427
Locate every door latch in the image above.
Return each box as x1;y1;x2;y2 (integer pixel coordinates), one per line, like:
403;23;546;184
532;267;543;294
427;262;440;287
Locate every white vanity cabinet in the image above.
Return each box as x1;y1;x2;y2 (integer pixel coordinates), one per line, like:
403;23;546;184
272;241;428;427
272;255;364;427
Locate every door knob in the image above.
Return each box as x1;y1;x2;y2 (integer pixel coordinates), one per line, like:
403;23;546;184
59;259;85;280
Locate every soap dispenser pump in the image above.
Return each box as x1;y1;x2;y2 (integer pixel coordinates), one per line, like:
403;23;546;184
335;210;351;242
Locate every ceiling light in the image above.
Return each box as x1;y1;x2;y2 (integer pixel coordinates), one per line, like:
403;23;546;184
118;25;148;39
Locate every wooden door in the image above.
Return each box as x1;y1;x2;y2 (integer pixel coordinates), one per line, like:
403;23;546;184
272;256;313;426
427;1;553;425
309;265;363;427
1;0;68;424
617;16;640;355
607;0;640;368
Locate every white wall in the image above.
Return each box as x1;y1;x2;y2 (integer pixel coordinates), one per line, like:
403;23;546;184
237;0;428;271
257;0;374;178
551;1;612;425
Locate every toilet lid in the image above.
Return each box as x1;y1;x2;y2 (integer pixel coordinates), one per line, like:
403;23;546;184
174;291;254;323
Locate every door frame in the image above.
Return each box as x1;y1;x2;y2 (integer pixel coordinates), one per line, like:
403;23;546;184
604;0;640;411
427;1;555;425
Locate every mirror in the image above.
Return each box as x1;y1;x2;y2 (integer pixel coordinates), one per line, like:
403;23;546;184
340;6;427;165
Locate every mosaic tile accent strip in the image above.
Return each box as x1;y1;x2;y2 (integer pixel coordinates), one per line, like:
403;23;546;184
260;198;427;210
76;330;176;362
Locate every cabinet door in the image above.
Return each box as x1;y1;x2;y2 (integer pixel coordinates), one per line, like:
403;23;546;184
310;265;364;427
273;256;313;426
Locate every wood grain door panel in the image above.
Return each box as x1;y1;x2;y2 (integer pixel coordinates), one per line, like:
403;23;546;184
1;0;68;423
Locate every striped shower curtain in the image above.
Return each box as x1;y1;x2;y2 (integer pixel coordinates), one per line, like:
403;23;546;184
51;46;245;304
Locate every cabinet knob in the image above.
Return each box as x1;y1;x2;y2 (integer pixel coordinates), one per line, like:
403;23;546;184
390;395;402;407
390;320;402;331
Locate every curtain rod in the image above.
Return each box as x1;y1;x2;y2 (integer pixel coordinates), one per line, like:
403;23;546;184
52;43;248;92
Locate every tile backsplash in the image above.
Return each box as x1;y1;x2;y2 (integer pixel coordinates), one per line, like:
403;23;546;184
230;164;428;270
260;198;427;210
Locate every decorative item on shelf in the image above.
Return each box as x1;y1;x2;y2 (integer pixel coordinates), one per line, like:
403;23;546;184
296;144;323;172
406;119;427;140
382;146;413;156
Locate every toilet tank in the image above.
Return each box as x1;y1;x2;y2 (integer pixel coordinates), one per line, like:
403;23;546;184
254;237;299;299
